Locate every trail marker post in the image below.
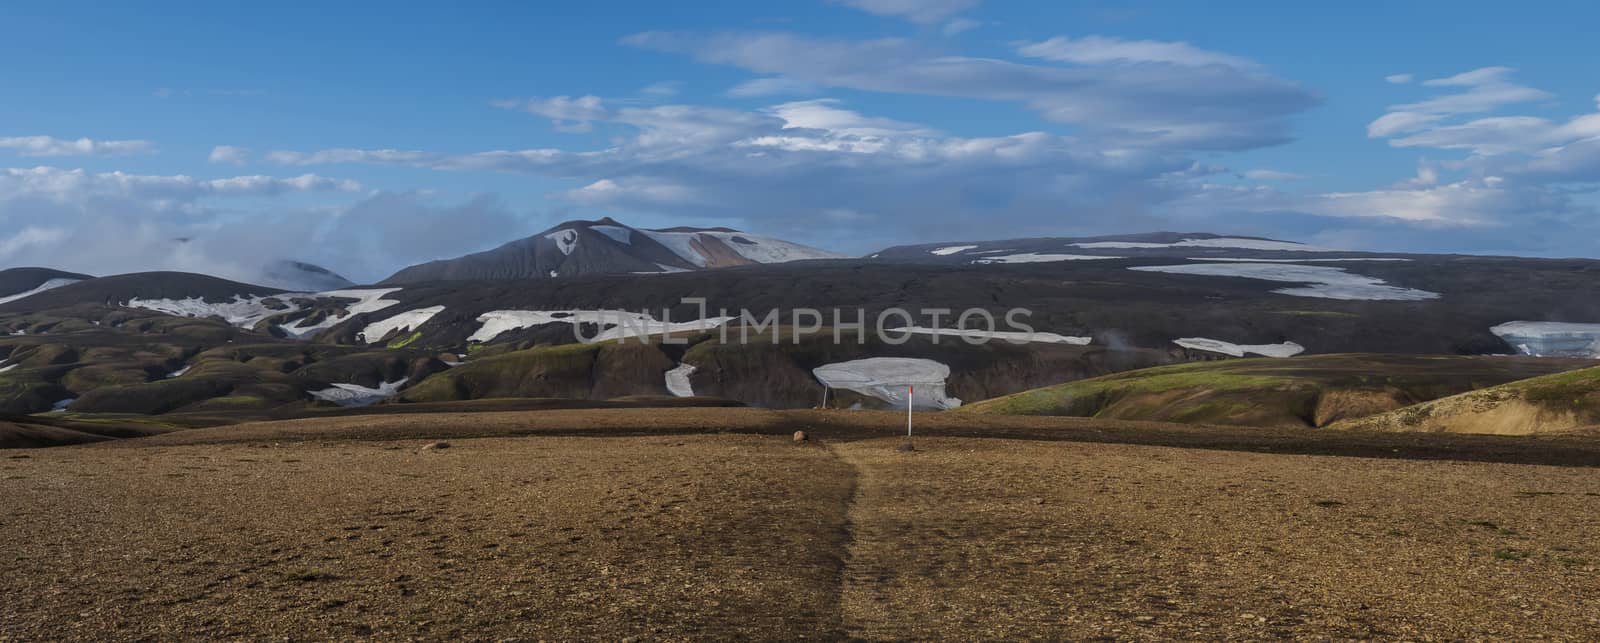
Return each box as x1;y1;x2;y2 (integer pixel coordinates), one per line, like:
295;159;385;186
907;384;914;438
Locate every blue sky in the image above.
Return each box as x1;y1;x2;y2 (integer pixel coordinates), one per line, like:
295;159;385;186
3;0;1599;283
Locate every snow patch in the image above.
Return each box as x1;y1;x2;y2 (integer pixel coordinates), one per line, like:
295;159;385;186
0;363;16;373
973;253;1122;264
0;278;81;305
546;229;579;255
310;378;409;407
1171;237;1331;252
887;326;1091;345
469;309;736;344
358;306;445;344
1072;237;1334;252
279;288;403;339
1186;257;1411;263
1173;337;1305;358
1129;263;1439;301
665;363;697;397
1071;241;1170;249
641;229;843;267
1490;321;1600;357
930;245;978;256
165;365;191;378
125;295;286;328
813;357;962;410
592;225;633;245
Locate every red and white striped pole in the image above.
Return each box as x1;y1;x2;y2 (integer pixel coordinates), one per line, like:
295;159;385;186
906;384;914;438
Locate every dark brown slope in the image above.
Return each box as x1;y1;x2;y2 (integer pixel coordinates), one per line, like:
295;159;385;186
382;218;695;284
0;271;283;313
0;267;94;299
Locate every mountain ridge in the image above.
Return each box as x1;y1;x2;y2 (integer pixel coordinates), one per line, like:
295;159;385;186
381;217;844;284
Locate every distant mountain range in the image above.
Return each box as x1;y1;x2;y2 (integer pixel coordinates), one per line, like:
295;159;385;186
382;217;843;284
4;220;1600;423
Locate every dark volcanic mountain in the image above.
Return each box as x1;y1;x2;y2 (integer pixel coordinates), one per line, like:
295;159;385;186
382;217;843;284
6;227;1600;424
0;268;94;305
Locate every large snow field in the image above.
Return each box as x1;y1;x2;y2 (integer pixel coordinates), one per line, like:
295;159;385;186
886;326;1092;345
972;253;1122;264
310;378;409;407
469;309;737;343
1072;237;1334;252
1490;321;1600;357
664;363;697;397
1129;263;1439;301
357;306;445;344
279;288;404;338
1173;337;1305;358
125;295;290;328
125;287;409;339
0;278;82;306
1187;257;1410;263
929;245;978;255
813;357;962;410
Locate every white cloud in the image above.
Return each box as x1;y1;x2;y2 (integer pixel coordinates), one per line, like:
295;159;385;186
1302;179;1509;224
1017;35;1259;69
941;18;981;35
265;148;439;166
1385;74;1414;84
559;178;704;207
1241;169;1306;181
1369;66;1551;139
208;145;250;164
832;0;980;24
1152;68;1600;255
1366;111;1446;138
727;77;821;98
0;166;360;201
765;99;937;137
625;31;1317;151
640;81;684;97
0;164;529;284
497;95;608;132
0;227;70;258
0;136;154;157
1365;66;1600;175
262;96;1202;249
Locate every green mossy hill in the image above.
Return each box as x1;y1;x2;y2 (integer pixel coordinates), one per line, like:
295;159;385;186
403;326;1176;409
1334;364;1600;435
401;341;670;402
958;354;1597;429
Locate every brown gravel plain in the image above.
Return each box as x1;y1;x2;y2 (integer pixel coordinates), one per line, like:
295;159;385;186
3;408;1599;640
